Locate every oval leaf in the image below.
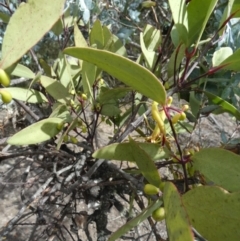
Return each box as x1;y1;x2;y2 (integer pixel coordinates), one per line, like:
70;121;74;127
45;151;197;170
63;47;166;105
204;91;240;121
92;142;169;162
163;182;194;241
12;64;35;79
6;87;47;103
183;186;240;241
129;138;161;187
219;48;240;71
40;76;71;104
0;0;66;69
187;0;218;47
212;47;233;67
192;147;240;192
8;118;63;145
98;87;132;104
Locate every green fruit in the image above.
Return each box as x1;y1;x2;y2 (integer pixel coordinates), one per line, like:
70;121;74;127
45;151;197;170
159;182;165;192
70;136;78;144
0;89;12;103
143;184;159;195
57;122;64;130
63;135;69;142
152;207;165;221
179;112;186;121
0;69;10;87
81;93;87;100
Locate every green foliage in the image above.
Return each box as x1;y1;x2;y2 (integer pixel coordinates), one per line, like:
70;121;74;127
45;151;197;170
8;118;64;145
2;0;240;240
92;142;169;161
0;0;66;70
183;186;240;241
163;182;194;241
192;148;240;192
108;198;163;241
6;87;47;103
63;47;166;104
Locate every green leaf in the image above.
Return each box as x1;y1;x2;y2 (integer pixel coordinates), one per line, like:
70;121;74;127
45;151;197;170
57;52;73;88
108;34;127;57
143;24;161;51
6;87;47;103
40;76;71;104
63;47;166;105
169;0;187;26
169;0;188;46
74;22;88;48
50;103;72;122
82;61;96;103
218;48;240;71
189;91;200;117
0;12;10;23
92;142;169;162
12;64;35;79
51;18;63;36
219;0;238;35
187;0;218;47
183;186;240;241
204;91;240;120
140;32;157;70
39;59;56;78
167;44;185;78
108;198;162;241
102;25;113;49
0;0;66;70
8;118;63;145
192;148;240;192
140;25;161;69
100;101;120;117
98;87;132;104
163;182;194;241
128;138;162;187
212;47;233;67
90;20;104;49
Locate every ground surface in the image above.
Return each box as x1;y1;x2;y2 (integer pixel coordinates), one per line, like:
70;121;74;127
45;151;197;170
0;101;239;241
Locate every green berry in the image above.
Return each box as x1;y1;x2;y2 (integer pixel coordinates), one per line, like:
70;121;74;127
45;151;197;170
152;207;165;221
143;184;159;195
0;69;10;87
179;112;186;121
0;89;12;103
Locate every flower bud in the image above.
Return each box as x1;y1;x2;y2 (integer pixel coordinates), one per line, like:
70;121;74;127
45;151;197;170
171;113;181;124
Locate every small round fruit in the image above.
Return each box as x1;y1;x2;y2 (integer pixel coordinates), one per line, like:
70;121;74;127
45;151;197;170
57;122;64;131
0;89;12;103
0;69;10;87
179;112;186;121
143;184;159;195
81;93;87;100
70;136;78;144
152;207;165;222
182;104;189;111
63;135;69;142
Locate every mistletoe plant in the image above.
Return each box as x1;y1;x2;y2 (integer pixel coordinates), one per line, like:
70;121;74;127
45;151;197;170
0;0;240;241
